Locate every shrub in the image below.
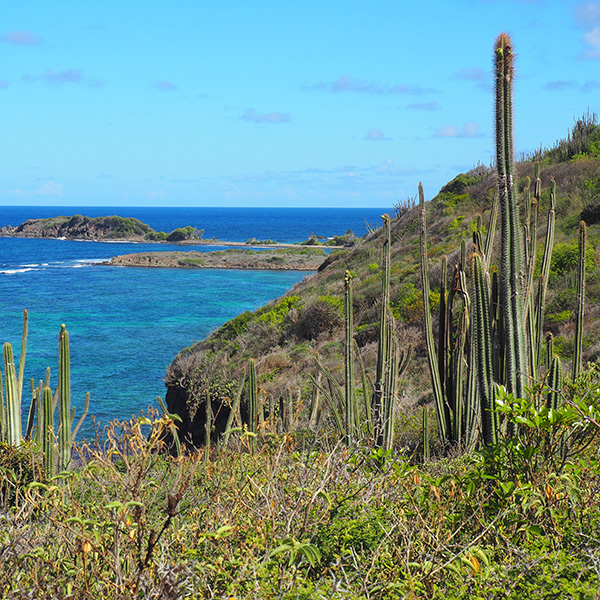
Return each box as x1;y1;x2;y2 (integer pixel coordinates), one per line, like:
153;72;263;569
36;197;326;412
294;299;343;340
0;442;44;508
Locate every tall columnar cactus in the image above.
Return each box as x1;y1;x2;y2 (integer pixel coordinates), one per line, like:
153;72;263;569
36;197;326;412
547;355;562;411
42;386;55;477
533;178;556;376
56;324;89;472
1;310;28;446
573;220;587;378
495;32;528;400
472;253;497;445
420;183;450;443
372;215;392;445
58;324;72;471
3;344;22;446
344;270;358;443
248;358;258;435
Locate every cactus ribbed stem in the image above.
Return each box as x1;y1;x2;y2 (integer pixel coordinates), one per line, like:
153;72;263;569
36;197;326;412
373;215;391;447
420;182;450;443
495;32;527;399
58;325;71;471
248;358;257;435
534;180;556;375
42;386;54;477
547;355;562;411
344;270;357;443
3;344;21;446
472;254;497;445
573;221;587;378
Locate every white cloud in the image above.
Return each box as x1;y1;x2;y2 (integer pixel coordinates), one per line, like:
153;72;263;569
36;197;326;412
583;26;600;57
38;181;64;196
434;122;482;138
306;75;437;95
434;125;458;138
365;129;391;141
154;81;178;91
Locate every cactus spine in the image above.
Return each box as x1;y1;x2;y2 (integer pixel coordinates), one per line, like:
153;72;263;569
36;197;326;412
495;32;528;400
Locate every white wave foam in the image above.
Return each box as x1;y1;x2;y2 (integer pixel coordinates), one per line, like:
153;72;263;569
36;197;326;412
0;267;37;274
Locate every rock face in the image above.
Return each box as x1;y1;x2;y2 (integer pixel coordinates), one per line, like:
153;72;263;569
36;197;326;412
0;215;155;240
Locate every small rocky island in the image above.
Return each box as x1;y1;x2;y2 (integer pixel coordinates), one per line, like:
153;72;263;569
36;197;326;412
0;214;203;242
2;213;356;271
107;247;329;271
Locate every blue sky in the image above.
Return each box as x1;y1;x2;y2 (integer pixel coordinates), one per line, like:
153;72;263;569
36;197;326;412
1;0;599;207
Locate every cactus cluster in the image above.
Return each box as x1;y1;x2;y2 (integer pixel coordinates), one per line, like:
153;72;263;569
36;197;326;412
0;311;89;476
419;33;588;450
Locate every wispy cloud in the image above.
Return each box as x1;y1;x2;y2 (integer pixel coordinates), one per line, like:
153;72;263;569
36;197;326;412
434;122;483;138
406;101;440;111
242;108;291;123
365;129;391;141
375;157;427;176
2;180;64;197
38;181;64;196
1;30;42;46
154;81;178;91
451;67;485;81
544;80;577;91
305;75;437;95
543;79;600;92
24;69;84;86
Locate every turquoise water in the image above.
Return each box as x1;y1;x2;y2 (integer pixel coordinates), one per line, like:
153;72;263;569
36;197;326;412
0;206;388;435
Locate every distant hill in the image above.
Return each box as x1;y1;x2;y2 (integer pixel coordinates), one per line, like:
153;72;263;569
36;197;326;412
0;214;203;242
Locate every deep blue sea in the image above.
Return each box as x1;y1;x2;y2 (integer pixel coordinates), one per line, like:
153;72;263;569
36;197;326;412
0;206;387;437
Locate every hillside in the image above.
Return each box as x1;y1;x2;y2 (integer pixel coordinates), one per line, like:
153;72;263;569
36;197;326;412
165;116;600;448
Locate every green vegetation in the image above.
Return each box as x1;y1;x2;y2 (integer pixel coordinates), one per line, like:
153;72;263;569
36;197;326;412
4;33;600;598
1;311;89;481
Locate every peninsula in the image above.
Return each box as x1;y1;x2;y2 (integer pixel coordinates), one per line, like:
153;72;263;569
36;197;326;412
106;247;329;271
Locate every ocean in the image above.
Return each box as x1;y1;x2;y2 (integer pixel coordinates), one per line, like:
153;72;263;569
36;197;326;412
0;206;388;437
